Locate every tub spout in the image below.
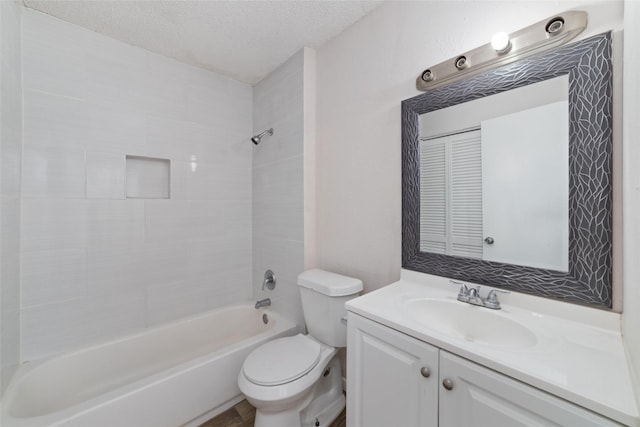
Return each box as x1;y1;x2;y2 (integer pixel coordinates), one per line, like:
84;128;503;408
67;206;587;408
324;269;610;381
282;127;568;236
255;298;271;309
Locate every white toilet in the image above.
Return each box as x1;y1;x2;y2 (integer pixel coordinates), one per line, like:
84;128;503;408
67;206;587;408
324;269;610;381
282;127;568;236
238;269;363;427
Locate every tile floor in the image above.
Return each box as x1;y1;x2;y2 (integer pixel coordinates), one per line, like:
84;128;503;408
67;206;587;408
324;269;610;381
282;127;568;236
199;399;346;427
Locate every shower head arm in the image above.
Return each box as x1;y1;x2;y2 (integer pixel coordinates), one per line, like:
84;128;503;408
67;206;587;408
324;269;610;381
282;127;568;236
251;128;274;145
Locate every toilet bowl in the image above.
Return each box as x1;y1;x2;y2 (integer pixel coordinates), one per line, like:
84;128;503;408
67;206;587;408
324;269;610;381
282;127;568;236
238;269;362;427
238;334;342;427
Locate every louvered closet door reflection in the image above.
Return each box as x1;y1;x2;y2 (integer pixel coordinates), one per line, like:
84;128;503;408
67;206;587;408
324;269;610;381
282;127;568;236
419;130;482;258
449;131;482;258
420;140;446;254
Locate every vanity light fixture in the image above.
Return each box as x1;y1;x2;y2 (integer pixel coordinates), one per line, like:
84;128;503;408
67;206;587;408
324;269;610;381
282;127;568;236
490;32;511;54
416;11;587;91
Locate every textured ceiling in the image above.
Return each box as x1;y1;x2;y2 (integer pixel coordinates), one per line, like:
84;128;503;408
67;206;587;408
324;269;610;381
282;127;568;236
23;0;383;85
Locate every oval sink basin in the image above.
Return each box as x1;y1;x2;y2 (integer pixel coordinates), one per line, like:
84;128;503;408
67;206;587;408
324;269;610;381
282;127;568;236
404;299;538;349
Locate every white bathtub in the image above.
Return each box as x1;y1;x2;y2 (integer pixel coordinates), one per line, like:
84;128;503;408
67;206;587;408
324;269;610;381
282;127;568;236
2;305;297;427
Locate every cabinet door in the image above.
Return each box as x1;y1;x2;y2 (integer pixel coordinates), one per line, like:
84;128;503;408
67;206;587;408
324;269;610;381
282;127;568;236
347;313;439;427
439;351;622;427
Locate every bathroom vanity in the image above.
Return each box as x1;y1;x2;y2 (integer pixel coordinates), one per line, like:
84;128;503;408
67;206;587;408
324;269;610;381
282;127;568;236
345;270;639;427
372;12;636;427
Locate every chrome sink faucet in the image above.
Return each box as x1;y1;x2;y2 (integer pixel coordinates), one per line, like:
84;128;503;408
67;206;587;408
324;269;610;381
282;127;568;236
450;280;509;310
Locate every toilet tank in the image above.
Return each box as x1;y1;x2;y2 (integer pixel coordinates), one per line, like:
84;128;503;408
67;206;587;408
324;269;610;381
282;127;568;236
297;269;363;348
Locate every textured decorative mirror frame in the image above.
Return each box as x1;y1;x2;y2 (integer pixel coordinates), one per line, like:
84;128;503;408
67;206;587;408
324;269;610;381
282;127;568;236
402;32;613;308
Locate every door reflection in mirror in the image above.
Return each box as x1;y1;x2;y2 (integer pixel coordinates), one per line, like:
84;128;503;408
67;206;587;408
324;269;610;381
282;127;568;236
418;76;569;272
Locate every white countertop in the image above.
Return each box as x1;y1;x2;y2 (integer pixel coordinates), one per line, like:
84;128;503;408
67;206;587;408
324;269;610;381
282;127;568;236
346;270;639;427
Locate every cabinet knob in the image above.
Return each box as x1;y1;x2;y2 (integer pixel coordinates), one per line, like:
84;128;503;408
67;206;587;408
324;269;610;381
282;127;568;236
484;237;495;244
442;378;454;390
420;367;431;378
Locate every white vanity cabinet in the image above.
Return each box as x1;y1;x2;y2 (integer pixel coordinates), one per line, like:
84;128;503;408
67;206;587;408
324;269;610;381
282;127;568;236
347;313;622;427
439;351;621;427
346;312;439;427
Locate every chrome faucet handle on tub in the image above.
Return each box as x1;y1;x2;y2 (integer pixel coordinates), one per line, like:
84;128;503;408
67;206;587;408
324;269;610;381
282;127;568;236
484;289;510;310
450;280;470;302
262;270;276;291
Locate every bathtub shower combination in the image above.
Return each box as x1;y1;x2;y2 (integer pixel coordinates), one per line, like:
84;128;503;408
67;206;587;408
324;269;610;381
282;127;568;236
2;305;296;427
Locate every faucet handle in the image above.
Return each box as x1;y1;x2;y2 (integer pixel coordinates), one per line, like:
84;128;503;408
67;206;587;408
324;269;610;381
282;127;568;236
467;286;481;298
485;289;510;309
262;269;276;291
450;280;470;302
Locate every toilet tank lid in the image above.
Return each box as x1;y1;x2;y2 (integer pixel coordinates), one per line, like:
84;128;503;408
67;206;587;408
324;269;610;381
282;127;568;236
297;269;363;296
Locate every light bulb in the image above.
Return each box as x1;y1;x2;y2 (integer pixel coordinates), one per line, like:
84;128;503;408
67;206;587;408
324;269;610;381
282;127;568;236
491;32;511;54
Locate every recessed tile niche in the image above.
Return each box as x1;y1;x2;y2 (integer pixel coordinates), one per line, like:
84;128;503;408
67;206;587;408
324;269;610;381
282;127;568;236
125;156;170;199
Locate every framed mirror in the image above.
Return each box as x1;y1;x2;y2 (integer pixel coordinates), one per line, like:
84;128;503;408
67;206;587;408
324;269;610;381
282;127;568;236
401;32;613;308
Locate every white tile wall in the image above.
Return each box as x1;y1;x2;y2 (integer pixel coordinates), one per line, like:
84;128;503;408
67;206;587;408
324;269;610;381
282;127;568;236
84;36;146;109
21;291;147;360
21;248;87;307
20;9;253;361
0;198;21;308
145;200;224;241
85;243;188;295
253;156;304;241
22;8;87;99
24;89;95;151
125;156;170;199
184;161;252;201
22;145;86;198
17;9;312;362
1;0;22;393
87;151;126;199
252;49;307;331
85;200;147;247
146;279;211;327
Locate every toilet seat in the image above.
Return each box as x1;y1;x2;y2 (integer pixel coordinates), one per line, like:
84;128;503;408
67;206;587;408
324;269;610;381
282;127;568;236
243;334;321;386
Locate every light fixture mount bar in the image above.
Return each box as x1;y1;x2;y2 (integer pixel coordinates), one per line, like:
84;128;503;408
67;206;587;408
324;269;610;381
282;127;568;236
416;11;587;91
